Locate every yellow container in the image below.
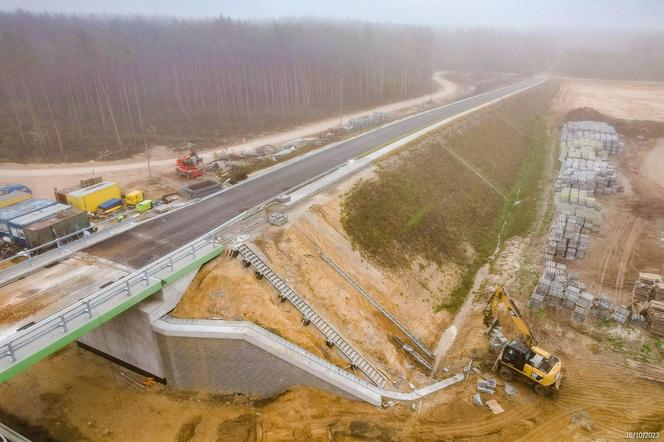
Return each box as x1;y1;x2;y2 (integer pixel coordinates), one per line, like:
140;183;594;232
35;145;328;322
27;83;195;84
66;181;122;213
124;190;144;206
0;191;32;209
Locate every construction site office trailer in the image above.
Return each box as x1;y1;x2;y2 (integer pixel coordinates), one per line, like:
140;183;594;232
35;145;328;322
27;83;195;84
7;203;69;247
0;191;32;209
0;199;57;235
66;181;121;213
23;208;90;249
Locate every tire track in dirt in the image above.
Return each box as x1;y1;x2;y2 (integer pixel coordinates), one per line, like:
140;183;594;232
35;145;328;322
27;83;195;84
614;217;647;299
597;212;633;293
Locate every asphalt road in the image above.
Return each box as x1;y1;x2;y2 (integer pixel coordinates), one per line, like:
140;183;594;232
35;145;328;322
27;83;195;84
88;77;543;268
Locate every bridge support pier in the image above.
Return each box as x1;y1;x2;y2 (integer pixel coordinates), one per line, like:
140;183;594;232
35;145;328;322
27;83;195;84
77;265;203;379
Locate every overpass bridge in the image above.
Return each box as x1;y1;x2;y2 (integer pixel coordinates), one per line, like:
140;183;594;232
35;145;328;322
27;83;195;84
0;77;545;392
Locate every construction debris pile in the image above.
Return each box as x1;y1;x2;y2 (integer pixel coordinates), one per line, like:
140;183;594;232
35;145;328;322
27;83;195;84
631;273;664;336
342;111;390;132
530;121;629;325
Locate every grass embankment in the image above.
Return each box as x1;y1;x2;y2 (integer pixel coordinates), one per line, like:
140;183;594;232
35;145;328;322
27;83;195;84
341;82;559;312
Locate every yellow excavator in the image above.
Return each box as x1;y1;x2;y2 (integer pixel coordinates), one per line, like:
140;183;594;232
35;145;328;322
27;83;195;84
483;286;562;396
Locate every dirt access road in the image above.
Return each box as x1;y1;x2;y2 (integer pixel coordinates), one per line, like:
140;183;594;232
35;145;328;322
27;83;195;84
0;73;459;199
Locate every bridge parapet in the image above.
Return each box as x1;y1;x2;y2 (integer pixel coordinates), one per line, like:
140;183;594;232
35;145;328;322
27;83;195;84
0;236;223;383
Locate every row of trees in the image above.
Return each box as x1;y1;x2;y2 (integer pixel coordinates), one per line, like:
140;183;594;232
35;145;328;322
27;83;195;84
0;12;435;162
2;11;662;163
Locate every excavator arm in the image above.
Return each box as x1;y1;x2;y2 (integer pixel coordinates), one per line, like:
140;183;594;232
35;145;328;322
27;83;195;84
483;286;536;347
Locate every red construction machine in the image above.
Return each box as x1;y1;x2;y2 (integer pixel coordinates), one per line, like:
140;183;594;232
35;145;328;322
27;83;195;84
175;151;203;179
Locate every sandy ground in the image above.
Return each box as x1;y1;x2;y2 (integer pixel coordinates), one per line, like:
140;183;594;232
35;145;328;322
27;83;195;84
2;231;663;441
553;79;664;307
642;140;664;189
563;135;664;306
554;78;664;122
171;256;349;369
0;73;459;200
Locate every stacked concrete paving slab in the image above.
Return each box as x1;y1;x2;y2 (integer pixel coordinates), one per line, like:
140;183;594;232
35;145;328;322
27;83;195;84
530;121;629;324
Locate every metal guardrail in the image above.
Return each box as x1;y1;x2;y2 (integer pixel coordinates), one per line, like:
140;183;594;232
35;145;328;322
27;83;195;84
0;234;219;379
236;244;388;388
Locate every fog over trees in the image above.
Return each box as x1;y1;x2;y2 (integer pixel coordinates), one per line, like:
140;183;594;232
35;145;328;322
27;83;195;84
0;11;662;162
0;12;434;161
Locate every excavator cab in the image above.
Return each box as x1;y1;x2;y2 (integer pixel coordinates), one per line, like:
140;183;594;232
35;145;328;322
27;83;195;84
496;341;562;395
485;286;563;396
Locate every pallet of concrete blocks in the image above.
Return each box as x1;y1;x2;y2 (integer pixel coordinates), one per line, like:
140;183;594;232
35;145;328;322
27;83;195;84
572;305;588;322
632;273;661;303
545;240;557;259
548;281;565;306
577;235;590;258
567;270;580;286
555;262;567;281
573;292;594;321
535;278;551;296
529;292;545;309
555;204;601;233
543;261;558;282
562;286;580;310
592;296;614;321
547;289;564;307
646;301;664;336
610;306;631;324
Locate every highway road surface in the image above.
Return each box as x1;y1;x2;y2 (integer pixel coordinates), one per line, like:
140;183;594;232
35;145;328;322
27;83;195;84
88;77;544;268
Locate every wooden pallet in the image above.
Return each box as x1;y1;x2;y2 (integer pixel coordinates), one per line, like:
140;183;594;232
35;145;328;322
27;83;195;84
486;399;504;415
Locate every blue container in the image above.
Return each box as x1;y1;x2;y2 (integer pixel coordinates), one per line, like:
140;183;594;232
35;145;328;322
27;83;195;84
98;198;123;212
0;199;57;234
7;203;69;246
0;184;32;194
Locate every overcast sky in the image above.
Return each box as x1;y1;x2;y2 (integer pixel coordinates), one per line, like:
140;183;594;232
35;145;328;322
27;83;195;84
1;0;663;30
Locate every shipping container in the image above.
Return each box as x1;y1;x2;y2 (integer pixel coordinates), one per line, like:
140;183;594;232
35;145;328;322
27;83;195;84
0;184;31;194
0;199;57;235
66;181;121;213
54;185;81;204
7;204;69;247
23;208;90;249
0;191;32;209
